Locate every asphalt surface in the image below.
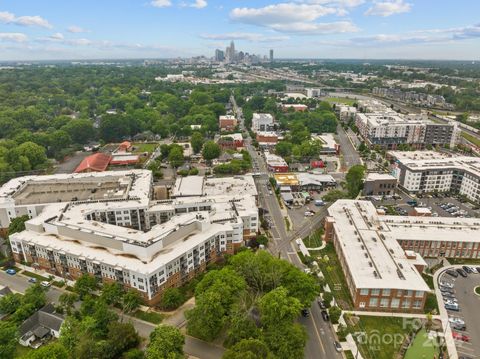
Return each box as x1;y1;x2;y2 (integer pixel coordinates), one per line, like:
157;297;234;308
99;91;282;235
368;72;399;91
54;151;91;174
232;94;343;359
439;270;480;359
336;124;362;169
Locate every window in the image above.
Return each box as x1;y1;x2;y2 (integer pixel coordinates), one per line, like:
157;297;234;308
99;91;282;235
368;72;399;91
413;300;422;309
359;302;366;308
415;291;424;298
370;289;380;296
369;298;378;307
382;289;391;296
405;290;413;297
390;298;400;308
380;298;389;308
402;299;411;309
359;289;369;296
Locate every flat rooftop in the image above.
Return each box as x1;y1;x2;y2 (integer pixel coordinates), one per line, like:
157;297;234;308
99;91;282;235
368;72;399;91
328;200;432;292
365;173;397;181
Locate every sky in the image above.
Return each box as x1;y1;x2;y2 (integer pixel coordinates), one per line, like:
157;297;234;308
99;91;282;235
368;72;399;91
0;0;480;61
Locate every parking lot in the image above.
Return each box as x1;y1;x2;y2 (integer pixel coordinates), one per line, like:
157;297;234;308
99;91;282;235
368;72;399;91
439;267;480;358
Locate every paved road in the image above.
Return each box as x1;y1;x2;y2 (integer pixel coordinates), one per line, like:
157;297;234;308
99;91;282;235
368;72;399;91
1;271;224;359
54;151;91;174
232;95;342;359
336;124;362;170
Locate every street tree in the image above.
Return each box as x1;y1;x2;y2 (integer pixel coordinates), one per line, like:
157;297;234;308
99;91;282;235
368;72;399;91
258;286;302;328
100;282;124;306
73;274;98;299
202;141;221;161
186;290;226;341
190;132;204;154
145;325;184;359
263;323;307;359
345;165;365;198
223;339;273;359
0;321;17;359
122;289;143;314
159;288;185;310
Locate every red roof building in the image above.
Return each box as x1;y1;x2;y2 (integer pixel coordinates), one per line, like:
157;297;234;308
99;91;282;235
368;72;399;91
74;153;112;173
117;141;132;152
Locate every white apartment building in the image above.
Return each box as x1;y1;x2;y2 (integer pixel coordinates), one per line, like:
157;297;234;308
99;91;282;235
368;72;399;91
2;171;258;305
390;151;480;203
251;113;275;133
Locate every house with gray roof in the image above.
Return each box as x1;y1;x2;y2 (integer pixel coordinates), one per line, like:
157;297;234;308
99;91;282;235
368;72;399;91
19;304;64;348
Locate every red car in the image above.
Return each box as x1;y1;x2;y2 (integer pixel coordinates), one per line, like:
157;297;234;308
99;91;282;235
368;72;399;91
452;331;470;342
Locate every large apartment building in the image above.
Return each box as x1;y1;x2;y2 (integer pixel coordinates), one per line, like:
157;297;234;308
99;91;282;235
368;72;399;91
1;171;258;305
355;100;458;149
251;113;275;133
325;200;480;312
389;151;480;203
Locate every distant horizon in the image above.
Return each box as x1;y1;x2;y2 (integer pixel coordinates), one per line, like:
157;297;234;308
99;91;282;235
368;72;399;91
1;1;480;61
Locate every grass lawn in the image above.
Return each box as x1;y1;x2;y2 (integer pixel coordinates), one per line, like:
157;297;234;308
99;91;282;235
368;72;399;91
343;350;355;359
475;286;480;295
323;97;357;106
404;329;439;359
302;229;324;248
314;243;353;309
449;257;480;265
349;316;411;359
22;270;50;282
461;132;480;147
132;310;165;324
133;143;158;153
421;273;434;290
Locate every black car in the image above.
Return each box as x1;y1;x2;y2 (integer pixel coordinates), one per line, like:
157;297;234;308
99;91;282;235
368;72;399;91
317;300;326;310
476;267;480;274
446;269;458;278
456;268;468;277
321;310;330;321
462;266;473;274
301;309;310;318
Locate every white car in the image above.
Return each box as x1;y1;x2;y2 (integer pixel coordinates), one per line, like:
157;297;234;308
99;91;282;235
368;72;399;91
449;317;465;326
440;281;454;289
469;267;478;274
304;211;314;217
40;281;51;288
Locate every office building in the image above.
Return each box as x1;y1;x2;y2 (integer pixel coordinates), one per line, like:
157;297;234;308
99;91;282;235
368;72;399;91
389;151;480;202
269;49;274;62
219;115;238;131
363;173;398;196
264;152;288;172
2;171;258;305
215;49;224;62
251;113;275;133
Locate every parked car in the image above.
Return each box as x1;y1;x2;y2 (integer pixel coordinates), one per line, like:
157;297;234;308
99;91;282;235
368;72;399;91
468;266;478;274
333;341;343;352
5;268;16;275
40;281;51;288
28;278;37;283
445;303;459;311
321;310;330;321
440;286;454;293
456;268;468;277
445;269;458;278
462;266;473;274
452;331;470;342
440;281;454;288
304;211;314;217
449;317;465;326
452;322;466;331
318;300;327;310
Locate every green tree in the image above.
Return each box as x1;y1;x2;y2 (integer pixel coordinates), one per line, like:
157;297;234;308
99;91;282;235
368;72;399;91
106;321;140;358
345;165;365;198
13;141;48;169
7;214;29;235
322;292;333;308
328;306;342;324
58;292;78;315
159;288;185;310
73;274;98;299
62;119;95;144
100;282;124;306
186;290;226;341
223;339;273;359
263;323;307;359
0;321;17;359
259;286;302;327
224;311;260;348
0;293;21;314
202;140;221;161
145;325;185;359
123;348;145;359
122;289;143;314
275;141;293;158
191;132;204;154
21;342;68;359
168;146;185;168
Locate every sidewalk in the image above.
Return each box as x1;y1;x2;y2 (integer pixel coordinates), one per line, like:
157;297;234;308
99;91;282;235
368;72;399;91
345;310;441;320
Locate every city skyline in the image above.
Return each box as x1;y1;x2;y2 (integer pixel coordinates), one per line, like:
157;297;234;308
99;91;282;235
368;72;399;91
0;0;479;61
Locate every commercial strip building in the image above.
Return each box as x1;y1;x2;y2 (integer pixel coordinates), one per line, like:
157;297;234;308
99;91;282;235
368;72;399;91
311;133;340;155
251;113;275;133
264;152;288;172
219;115;238;131
325;200;480;312
256;132;279;147
217;133;244;150
389;151;480;203
273;172;336;191
2;171;258;305
363;173;398;196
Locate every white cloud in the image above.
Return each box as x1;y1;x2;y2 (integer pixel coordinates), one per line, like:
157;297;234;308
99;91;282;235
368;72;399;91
67;25;89;33
0;11;52;28
0;32;28;42
200;32;289;42
151;0;172;7
230;3;359;35
365;0;411;17
65;38;92;46
191;0;207;8
50;32;64;40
